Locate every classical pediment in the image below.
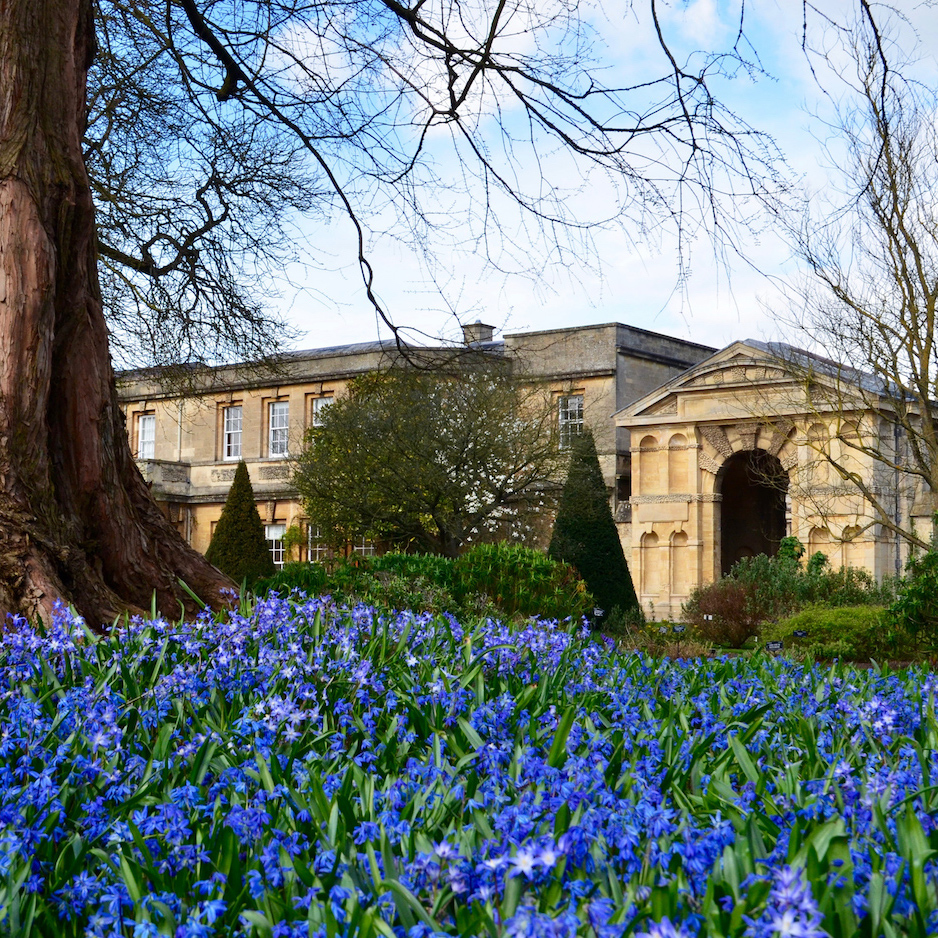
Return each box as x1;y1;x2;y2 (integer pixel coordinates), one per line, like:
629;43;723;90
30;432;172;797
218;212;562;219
640;396;678;416
680;362;793;389
616;338;881;424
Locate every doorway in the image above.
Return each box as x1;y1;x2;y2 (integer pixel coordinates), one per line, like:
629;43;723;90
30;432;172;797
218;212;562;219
718;449;788;576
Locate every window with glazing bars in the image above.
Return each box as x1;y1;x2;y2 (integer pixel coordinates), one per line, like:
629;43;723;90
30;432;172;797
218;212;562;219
352;535;376;557
312;396;333;427
308;525;330;563
558;394;584;448
269;401;289;456
137;413;155;460
266;523;286;569
223;405;242;459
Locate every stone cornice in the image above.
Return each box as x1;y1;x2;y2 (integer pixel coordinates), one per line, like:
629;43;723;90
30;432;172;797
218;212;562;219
631;494;722;503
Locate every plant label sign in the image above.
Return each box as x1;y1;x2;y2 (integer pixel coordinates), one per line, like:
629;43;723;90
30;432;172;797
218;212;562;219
766;641;784;652
793;630;808;638
672;625;686;634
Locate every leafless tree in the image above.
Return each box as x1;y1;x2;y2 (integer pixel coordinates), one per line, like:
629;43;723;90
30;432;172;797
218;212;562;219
88;1;314;371
775;2;938;552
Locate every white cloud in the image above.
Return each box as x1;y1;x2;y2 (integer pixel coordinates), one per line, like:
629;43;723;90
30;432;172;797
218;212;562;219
669;0;725;46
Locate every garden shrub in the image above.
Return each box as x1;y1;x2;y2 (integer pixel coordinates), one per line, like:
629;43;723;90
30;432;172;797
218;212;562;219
888;550;938;652
257;545;593;622
683;536;895;644
682;579;764;647
548;430;638;621
761;605;896;661
454;542;594;622
368;551;459;590
601;602;645;637
730;544;891;618
255;561;329;598
333;554;461;615
204;460;274;586
257;554;460;615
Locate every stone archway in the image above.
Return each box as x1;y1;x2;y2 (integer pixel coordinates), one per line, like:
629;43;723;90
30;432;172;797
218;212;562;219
718;449;788;576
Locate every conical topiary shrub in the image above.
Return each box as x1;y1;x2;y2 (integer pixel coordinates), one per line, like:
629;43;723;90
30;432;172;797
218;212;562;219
548;430;638;621
205;461;275;586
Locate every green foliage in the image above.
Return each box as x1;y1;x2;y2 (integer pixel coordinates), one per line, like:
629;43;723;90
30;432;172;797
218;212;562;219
733;549;891;615
281;524;305;563
888;550;938;651
334;554;462;616
762;605;899;661
360;550;458;587
548;430;638;620
683;539;894;646
258;554;461;615
453;542;594;622
257;544;594;622
293;365;561;557
777;535;806;562
255;561;329;599
601;602;646;637
204;461;275;586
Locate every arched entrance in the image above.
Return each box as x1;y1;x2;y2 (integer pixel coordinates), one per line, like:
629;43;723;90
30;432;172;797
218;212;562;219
718;449;788;576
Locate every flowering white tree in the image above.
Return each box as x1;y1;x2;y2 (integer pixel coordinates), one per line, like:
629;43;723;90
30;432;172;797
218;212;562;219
294;364;562;555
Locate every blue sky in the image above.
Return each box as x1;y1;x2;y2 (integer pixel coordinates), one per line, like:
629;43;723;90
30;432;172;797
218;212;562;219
274;1;938;354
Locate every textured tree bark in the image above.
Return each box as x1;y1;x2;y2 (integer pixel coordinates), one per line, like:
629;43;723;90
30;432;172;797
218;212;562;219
0;0;232;627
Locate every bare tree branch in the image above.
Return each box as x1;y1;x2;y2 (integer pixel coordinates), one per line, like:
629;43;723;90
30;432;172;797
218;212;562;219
778;3;938;550
88;0;786;370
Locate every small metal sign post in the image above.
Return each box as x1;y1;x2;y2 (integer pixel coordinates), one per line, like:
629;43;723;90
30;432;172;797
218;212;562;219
765;640;784;653
793;630;808;638
672;625;686;634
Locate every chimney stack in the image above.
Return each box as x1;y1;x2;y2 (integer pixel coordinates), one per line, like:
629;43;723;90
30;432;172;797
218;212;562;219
462;320;495;345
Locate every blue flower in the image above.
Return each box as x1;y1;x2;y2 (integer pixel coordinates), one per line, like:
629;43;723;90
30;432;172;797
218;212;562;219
634;916;693;938
745;866;827;938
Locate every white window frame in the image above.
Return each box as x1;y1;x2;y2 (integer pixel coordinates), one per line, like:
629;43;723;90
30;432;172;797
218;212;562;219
269;400;289;457
558;394;584;449
312;395;333;427
352;535;375;557
137;413;155;460
266;523;286;569
223;405;242;460
307;525;330;563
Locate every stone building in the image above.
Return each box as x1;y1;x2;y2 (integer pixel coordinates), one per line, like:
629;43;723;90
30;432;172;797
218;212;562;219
117;321;713;565
616;339;921;620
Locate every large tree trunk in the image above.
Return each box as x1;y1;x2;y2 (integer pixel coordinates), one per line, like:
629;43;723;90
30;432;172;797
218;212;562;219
0;0;232;627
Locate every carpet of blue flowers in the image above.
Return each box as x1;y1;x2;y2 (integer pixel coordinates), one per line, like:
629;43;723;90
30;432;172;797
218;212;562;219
2;596;938;937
